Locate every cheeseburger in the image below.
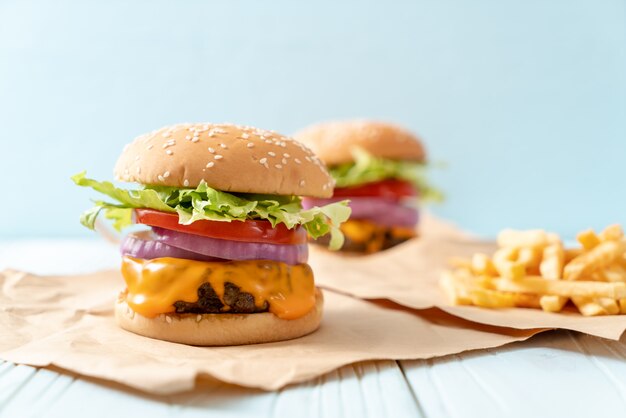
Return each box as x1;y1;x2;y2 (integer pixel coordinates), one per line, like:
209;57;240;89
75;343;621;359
73;123;350;346
295;120;440;253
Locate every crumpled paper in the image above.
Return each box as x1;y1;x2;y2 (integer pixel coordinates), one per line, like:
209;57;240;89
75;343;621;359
310;214;626;340
0;269;541;394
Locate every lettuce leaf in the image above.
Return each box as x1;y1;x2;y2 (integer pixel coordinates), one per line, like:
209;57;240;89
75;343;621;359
71;172;350;250
329;148;444;202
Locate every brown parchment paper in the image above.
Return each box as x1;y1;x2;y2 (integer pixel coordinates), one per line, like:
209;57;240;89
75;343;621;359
0;269;541;394
311;214;626;340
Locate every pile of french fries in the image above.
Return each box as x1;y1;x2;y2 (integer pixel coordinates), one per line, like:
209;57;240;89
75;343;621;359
441;224;626;316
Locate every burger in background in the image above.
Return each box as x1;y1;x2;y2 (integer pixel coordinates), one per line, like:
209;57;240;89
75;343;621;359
73;123;350;346
295;120;441;253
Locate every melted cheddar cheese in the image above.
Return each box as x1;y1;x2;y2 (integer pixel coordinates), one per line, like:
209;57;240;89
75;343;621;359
120;256;316;320
341;219;417;252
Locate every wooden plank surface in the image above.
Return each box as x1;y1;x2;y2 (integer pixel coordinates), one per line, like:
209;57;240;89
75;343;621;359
2;240;626;417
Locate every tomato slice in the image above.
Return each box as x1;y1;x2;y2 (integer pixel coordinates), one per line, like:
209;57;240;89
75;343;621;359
333;180;417;200
134;209;307;245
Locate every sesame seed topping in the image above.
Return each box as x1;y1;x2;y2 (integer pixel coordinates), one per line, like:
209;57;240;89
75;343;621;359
208;147;215;153
275;164;282;169
163;171;170;178
166;150;173;155
191;137;199;143
214;154;223;160
206;162;215;168
165;315;172;324
158;175;165;182
147;145;154;150
196;314;202;322
241;133;250;139
294;158;301;164
185;135;192;140
268;151;276;157
162;132;171;138
283;153;290;158
183;179;190;187
282;158;287;164
219;143;227;149
323;184;328;190
259;157;267;164
299;180;306;187
247;142;254;148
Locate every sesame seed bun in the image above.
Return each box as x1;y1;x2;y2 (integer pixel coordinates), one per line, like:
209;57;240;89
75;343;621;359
114;123;334;198
114;289;324;346
294;120;426;166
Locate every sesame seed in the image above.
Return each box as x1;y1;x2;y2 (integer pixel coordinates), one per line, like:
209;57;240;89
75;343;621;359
265;140;273;144
283;153;290;158
183;179;190;187
214;154;223;160
185;135;192;140
220;143;227;149
163;171;170;178
294;158;301;164
305;156;312;162
196;314;202;322
282;158;287;164
323;184;328;190
275;164;282;169
259;158;267;164
247;142;254;148
299;180;306;187
136;167;141;174
191;137;199;143
208;132;216;137
162;132;171;138
158;175;165;182
166;150;173;155
206;162;215;168
165;315;172;324
241;133;250;139
147;145;154;150
208;147;215;153
268;151;276;157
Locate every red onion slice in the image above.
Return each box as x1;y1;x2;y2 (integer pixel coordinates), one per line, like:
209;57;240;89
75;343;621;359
152;227;308;265
303;197;418;228
121;231;223;262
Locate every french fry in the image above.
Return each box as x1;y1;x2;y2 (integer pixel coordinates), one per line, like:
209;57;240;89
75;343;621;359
600;264;626;282
441;224;626;317
493;247;525;280
600;224;624;242
469;289;541;309
471;253;497;276
518;247;542;272
497;229;549;249
597;298;620;315
440;272;472;305
539;243;564;280
564;241;625;280
577;229;600;250
491;276;626;299
540;295;568;313
572;297;607;316
564;248;584;263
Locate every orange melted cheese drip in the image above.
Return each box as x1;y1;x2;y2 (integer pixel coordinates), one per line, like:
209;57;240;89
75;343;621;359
121;256;316;320
341;219;416;251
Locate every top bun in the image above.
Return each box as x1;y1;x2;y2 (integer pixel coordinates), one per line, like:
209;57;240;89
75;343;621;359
114;123;334;198
294;120;426;166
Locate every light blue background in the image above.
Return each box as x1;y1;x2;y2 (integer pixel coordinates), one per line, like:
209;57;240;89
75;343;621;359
1;0;625;239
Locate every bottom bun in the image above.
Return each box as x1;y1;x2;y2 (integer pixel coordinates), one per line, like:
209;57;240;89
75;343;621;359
115;289;324;346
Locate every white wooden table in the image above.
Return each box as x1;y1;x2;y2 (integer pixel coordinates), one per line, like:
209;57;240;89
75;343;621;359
1;240;625;418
